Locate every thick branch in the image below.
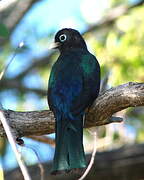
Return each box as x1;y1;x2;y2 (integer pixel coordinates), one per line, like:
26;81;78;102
0;82;144;137
85;82;144;127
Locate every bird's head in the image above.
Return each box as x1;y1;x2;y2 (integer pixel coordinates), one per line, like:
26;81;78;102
50;28;87;52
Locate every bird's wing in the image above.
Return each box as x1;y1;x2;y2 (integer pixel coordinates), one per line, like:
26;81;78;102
70;54;100;116
47;54;83;113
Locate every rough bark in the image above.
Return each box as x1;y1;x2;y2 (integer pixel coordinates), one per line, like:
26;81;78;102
4;143;144;180
0;82;144;138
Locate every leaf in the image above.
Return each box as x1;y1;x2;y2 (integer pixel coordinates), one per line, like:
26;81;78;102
0;23;9;38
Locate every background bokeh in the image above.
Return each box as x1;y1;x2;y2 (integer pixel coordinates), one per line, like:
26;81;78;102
0;0;144;179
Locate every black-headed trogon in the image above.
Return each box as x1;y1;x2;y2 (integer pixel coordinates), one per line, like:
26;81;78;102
48;28;100;174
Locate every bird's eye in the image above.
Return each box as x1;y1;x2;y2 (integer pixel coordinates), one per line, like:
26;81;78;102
59;34;67;42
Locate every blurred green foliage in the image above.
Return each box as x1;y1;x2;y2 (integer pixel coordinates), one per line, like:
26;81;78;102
0;137;7;157
0;24;9;38
89;6;144;86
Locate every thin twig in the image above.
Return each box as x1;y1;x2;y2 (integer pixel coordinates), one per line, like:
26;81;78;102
0;42;24;80
78;129;97;180
0;111;32;180
24;144;45;180
0;41;31;180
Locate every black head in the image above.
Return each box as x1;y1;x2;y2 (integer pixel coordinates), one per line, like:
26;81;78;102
51;28;87;52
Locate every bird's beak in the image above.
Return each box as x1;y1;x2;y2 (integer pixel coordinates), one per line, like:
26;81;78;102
49;42;61;49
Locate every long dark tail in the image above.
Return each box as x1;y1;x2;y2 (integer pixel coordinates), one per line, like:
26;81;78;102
51;114;86;174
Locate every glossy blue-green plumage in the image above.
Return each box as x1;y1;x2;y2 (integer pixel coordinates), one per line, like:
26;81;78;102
48;29;100;174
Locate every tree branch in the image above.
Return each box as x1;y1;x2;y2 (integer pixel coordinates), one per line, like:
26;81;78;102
0;79;47;96
85;82;144;127
0;82;143;138
28;135;55;147
0;0;41;45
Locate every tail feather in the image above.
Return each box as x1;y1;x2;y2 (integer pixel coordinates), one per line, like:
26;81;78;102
51;115;86;173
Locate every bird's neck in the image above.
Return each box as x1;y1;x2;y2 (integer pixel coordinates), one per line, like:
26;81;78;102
59;45;87;54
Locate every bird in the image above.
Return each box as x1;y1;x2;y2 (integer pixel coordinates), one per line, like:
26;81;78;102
48;28;100;174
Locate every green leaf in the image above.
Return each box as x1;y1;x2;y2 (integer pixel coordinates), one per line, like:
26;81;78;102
0;23;9;38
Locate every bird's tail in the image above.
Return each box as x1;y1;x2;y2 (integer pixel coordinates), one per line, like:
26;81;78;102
51;114;86;174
